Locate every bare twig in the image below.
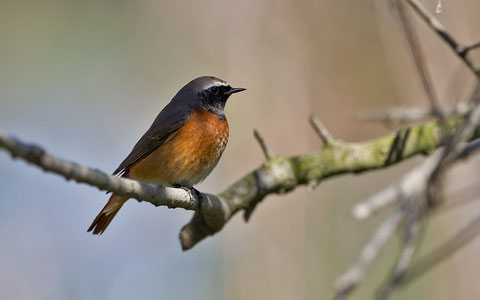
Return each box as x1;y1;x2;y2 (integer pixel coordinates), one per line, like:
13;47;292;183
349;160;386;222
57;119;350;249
338;136;480;298
253;128;274;159
359;68;478;125
341;131;480;296
392;213;480;287
377;207;421;300
395;0;442;117
406;0;480;79
354;85;480;221
352;152;440;220
346;135;480;297
456;138;480;159
461;41;480;55
335;205;406;299
358;103;469;124
345;98;480;297
309;114;334;146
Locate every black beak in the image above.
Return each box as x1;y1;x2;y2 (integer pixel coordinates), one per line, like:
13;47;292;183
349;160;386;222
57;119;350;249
227;87;247;94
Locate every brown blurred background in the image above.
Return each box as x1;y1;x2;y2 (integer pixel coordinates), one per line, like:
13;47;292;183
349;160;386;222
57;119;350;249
1;0;480;299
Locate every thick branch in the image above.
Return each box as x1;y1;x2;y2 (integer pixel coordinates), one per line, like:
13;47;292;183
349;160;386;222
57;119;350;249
177;113;480;250
0;131;214;211
0;114;478;250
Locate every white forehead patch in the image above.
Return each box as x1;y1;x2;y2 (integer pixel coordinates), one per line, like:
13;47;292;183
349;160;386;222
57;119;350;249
204;79;229;90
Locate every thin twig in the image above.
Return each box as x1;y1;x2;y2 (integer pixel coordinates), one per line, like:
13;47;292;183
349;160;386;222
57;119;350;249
406;0;480;79
309;114;334;146
354;86;480;220
253;129;274;159
392;213;480;287
358;103;469;124
461;41;480;54
347;98;480;295
335;205;406;299
340;136;480;297
348;41;480;297
352;152;439;220
396;0;442;117
377;207;421;300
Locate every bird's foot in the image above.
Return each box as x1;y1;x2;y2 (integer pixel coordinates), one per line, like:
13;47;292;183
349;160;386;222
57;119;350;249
173;184;203;211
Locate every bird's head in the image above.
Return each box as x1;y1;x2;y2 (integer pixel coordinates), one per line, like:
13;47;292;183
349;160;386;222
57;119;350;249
176;76;246;115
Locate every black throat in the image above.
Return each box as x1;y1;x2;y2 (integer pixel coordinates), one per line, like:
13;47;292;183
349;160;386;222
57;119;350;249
196;92;227;117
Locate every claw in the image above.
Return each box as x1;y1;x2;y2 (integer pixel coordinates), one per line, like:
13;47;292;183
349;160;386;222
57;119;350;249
173;184;203;211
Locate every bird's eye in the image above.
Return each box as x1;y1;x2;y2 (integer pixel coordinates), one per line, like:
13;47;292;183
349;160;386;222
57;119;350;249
211;86;219;95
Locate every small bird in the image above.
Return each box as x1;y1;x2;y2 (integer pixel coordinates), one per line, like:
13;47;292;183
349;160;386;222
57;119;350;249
88;76;246;234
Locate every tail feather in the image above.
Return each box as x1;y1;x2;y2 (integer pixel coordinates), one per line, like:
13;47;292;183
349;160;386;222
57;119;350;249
88;194;128;235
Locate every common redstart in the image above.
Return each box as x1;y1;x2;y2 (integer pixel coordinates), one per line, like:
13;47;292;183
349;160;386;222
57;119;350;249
88;76;246;234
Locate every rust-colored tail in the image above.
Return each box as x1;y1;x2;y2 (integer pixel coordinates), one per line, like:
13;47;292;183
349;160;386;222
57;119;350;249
88;194;129;235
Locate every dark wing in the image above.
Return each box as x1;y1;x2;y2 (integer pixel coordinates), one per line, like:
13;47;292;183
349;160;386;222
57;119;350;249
113;103;191;176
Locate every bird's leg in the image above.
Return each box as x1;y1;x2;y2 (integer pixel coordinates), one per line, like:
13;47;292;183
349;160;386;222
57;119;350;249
191;187;203;211
173;184;203;211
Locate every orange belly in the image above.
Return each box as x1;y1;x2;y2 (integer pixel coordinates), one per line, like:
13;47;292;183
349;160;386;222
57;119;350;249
127;108;229;186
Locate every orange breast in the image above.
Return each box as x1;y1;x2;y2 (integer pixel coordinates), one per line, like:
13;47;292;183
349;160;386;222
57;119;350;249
128;108;229;186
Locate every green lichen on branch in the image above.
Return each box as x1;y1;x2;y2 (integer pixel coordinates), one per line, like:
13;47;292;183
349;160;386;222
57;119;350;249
180;115;468;250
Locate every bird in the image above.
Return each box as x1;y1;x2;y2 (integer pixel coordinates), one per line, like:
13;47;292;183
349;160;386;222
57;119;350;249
88;76;246;234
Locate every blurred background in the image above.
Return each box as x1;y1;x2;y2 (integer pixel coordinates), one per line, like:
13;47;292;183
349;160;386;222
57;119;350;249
1;0;480;299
